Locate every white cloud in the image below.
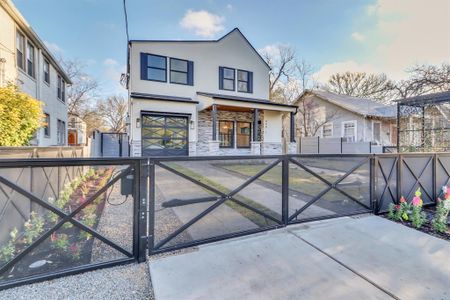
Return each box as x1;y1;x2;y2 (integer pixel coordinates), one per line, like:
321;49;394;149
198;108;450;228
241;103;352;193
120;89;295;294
351;32;366;42
180;10;225;37
226;4;233;11
314;60;380;83
315;0;450;83
44;41;63;55
103;58;119;67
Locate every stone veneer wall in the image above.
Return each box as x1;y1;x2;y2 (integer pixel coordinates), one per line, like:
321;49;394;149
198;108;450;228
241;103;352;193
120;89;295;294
196;110;264;156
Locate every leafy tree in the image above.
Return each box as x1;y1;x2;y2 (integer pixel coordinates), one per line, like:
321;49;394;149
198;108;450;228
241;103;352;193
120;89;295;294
0;85;43;146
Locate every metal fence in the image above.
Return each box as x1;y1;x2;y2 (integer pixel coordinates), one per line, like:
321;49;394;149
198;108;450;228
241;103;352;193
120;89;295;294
0;158;146;291
1;153;449;290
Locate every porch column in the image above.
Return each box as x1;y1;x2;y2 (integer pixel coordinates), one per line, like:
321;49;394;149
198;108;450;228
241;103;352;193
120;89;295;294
290;111;296;142
212;104;217;141
253;108;259;141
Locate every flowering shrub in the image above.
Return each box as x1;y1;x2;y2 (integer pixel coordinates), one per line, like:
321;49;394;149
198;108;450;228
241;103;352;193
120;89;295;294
23;212;45;244
388;188;426;228
50;233;69;251
432;186;450;233
0;228;18;263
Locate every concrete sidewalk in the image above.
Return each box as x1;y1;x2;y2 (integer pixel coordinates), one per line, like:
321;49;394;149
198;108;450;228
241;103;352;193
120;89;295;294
149;215;450;300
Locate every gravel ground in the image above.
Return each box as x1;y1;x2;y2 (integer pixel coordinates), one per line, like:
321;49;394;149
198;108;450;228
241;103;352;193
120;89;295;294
0;262;153;300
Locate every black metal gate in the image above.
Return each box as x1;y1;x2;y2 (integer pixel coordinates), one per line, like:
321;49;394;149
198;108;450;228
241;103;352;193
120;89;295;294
141;114;189;156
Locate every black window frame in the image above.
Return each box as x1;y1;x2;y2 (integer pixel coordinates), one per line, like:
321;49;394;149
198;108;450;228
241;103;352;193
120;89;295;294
57;74;62;100
220;67;235;91
61;78;65;102
43;59;50;84
145;53;167;82
16;30;25;70
43;113;50;137
236;121;252;148
237;69;251;93
170;57;189;85
57;119;66;145
219;120;235;148
26;41;35;78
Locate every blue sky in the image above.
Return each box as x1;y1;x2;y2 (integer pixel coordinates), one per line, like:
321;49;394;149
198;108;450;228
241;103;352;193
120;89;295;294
13;0;450;98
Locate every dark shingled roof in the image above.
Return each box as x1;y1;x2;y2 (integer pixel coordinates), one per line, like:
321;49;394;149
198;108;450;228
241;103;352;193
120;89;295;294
396;90;450;106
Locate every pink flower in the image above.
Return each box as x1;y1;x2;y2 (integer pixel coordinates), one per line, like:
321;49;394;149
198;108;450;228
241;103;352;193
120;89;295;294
394;204;400;210
412;196;423;207
400;196;406;203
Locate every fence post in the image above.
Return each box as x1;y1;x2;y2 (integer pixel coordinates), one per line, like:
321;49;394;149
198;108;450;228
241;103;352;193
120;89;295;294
396;154;402;203
433;153;437;202
317;136;320;154
147;158;155;255
371;155;377;213
137;159;149;262
282;156;289;225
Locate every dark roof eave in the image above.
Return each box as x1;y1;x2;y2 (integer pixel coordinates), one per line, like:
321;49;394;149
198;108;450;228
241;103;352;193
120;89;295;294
197;92;297;108
131;92;199;104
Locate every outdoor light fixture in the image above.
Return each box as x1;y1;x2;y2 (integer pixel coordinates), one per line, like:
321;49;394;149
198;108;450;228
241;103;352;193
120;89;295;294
136;117;141;128
190;120;195;129
125;115;130;126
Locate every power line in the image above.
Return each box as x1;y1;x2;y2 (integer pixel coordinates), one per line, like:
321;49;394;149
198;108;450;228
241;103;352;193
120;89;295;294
123;0;130;42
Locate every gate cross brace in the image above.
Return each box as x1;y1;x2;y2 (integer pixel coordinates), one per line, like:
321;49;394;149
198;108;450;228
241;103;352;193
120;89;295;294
288;157;371;222
153;159;282;250
402;157;433;201
377;158;398;208
0;166;133;276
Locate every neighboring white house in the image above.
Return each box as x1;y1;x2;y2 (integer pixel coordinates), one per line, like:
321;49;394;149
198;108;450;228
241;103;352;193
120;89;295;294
127;28;297;156
0;0;71;146
294;90;397;146
68;113;87;146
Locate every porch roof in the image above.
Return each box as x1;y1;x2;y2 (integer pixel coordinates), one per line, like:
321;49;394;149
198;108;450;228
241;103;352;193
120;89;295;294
197;92;297;112
131;92;199;104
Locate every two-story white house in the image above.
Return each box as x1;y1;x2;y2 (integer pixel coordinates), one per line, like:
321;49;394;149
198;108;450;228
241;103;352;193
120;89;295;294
127;28;297;156
0;0;71;146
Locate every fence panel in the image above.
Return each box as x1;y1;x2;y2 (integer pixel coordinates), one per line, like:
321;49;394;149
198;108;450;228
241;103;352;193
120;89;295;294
0;158;142;291
148;156;284;254
288;155;373;223
375;155;398;213
436;153;450;199
399;154;434;205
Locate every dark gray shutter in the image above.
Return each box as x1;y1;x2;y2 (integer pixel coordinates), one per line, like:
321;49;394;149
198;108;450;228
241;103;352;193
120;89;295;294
219;67;224;90
248;71;253;93
140;53;147;80
188;61;194;86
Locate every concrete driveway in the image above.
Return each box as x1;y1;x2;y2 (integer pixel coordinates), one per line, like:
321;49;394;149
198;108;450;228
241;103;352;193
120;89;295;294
149;215;450;300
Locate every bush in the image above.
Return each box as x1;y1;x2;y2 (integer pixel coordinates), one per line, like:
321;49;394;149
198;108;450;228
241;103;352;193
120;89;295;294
432;186;450;233
0;84;43;146
388;189;426;228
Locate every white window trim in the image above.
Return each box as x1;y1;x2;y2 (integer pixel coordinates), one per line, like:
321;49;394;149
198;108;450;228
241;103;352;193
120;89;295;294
341;120;357;142
390;124;398;146
321;122;334;138
372;120;382;143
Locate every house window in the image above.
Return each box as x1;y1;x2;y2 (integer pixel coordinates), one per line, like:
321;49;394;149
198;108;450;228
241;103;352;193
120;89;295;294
322;123;333;138
219;67;235;91
141;53;167;82
237;70;252;93
219;121;234;148
43;113;50;137
57;75;65;101
57;119;66;145
373;121;381;143
342;121;356;142
16;31;25;70
236;122;251;148
26;42;35;78
170;58;193;85
43;59;50;84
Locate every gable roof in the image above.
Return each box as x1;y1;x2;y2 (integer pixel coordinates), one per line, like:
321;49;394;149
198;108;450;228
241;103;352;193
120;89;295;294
129;28;270;70
296;90;396;118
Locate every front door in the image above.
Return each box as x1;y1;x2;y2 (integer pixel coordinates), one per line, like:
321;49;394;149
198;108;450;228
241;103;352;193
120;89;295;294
141;114;189;156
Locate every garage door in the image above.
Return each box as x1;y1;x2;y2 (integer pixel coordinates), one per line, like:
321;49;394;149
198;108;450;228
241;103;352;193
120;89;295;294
141;114;189;156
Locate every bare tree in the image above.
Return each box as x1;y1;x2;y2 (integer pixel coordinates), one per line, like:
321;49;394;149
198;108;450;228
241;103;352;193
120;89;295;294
60;58;99;115
325;71;395;103
97;95;127;132
260;45;296;103
296;95;339;137
393;63;450;98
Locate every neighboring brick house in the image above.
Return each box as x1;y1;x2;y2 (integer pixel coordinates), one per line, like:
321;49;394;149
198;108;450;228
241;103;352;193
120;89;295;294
294;90;397;146
126;28;297;156
0;0;72;146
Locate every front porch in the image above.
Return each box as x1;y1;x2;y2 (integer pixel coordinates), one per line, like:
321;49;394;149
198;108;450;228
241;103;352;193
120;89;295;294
194;92;297;156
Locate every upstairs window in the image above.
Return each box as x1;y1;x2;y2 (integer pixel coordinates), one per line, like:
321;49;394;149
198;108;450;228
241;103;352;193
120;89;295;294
56;74;62;99
16;31;25;70
237;70;253;93
43;59;50;84
141;53;166;82
43;113;50;137
26;42;35;78
219;67;235;91
170;58;194;85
